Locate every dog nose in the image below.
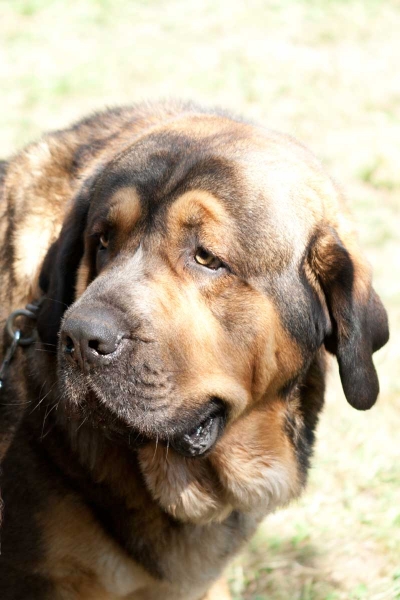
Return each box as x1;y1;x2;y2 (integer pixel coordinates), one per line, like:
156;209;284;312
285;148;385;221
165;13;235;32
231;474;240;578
61;309;126;369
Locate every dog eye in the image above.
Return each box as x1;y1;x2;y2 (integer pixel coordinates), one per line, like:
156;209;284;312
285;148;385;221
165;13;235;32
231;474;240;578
99;232;109;250
194;247;222;270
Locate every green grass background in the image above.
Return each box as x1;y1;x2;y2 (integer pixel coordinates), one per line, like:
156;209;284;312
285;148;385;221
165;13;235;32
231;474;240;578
1;1;399;598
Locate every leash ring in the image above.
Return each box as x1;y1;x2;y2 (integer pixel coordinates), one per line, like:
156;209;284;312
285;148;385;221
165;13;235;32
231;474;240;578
5;309;37;346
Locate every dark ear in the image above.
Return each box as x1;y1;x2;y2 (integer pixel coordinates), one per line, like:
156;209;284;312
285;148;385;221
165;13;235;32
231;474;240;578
309;226;389;410
36;192;90;346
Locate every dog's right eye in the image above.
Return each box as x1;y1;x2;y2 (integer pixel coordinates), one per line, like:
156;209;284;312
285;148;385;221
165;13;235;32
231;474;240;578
99;232;109;250
194;247;223;270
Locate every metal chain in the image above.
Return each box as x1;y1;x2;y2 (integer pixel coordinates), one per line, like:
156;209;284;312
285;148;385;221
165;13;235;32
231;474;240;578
0;330;21;389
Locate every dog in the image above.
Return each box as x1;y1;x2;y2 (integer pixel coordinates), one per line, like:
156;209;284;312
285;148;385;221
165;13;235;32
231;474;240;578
0;101;389;599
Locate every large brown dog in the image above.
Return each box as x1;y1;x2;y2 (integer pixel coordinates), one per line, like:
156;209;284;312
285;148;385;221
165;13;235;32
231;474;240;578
0;101;389;599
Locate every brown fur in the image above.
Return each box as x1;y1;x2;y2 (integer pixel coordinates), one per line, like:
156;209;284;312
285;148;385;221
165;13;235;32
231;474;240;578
0;101;388;599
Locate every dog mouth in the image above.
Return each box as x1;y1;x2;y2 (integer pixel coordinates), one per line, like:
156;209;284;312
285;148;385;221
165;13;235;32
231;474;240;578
169;399;226;458
60;371;227;458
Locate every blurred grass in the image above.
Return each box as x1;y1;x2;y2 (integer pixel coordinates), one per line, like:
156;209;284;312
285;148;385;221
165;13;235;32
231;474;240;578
1;1;399;598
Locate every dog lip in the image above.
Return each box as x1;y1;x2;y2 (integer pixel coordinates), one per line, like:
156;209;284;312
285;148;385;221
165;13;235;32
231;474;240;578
169;400;226;458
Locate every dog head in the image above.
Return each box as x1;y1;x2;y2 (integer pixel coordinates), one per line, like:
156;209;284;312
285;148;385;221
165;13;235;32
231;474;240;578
37;111;388;521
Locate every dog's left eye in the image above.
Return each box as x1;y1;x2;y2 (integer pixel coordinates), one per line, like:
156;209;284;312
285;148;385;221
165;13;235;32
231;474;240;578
194;247;222;270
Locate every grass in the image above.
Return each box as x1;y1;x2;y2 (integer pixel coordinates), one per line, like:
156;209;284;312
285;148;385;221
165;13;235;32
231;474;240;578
1;1;399;598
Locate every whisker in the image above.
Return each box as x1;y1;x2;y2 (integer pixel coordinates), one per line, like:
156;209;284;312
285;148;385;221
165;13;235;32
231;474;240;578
40;401;59;440
43;296;69;308
0;400;32;406
165;437;170;464
76;415;88;432
30;380;58;414
152;434;159;464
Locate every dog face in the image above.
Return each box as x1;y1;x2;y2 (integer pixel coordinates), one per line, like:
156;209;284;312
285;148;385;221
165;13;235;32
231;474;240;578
36;112;388;522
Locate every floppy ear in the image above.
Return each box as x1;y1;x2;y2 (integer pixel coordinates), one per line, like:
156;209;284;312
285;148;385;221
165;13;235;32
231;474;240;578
308;226;389;410
36;190;90;347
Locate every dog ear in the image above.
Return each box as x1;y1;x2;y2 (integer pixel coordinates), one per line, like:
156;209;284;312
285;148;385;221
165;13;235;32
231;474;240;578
308;226;389;410
36;188;91;347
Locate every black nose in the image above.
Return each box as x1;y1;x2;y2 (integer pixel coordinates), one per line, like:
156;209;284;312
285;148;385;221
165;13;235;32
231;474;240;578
61;307;126;370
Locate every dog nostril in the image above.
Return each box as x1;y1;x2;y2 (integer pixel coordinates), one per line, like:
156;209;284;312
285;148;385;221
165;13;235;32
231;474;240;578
88;339;100;353
87;336;121;356
64;335;75;354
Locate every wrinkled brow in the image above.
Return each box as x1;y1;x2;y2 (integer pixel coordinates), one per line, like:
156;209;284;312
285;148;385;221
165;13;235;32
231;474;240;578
107;187;142;234
166;189;236;262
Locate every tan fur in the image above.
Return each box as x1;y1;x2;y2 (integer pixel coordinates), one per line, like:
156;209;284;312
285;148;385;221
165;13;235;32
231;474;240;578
39;495;152;599
137;398;301;524
108;187;142;239
75;261;91;300
211;401;301;513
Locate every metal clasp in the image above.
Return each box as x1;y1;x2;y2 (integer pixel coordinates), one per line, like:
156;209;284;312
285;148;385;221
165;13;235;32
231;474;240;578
0;301;41;389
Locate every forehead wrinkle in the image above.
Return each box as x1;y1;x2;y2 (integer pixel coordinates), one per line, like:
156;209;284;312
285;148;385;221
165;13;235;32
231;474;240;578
167;189;234;243
108;187;142;234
